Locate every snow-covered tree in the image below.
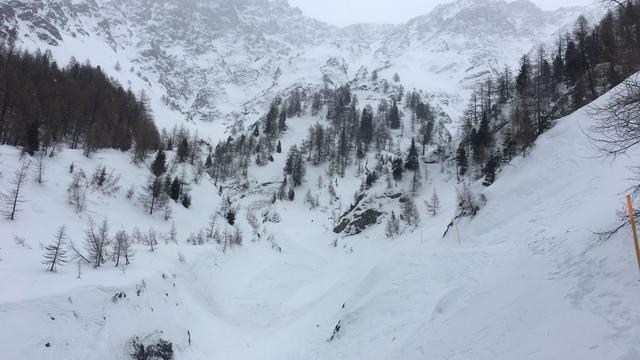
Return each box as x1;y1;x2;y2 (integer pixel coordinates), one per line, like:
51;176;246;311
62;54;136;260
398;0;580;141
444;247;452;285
385;211;400;238
392;158;403;182
169;176;182;201
285;145;306;186
151;149;167;177
405;138;420;171
278;108;287;133
401;196;420;227
389;101;401;129
456;181;479;216
305;189;319;209
483;154;500;186
264;102;278;136
410;168;422;195
425;189;440;216
176;138;190;162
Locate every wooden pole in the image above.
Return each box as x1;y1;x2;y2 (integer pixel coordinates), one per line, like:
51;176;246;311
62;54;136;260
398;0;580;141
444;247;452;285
625;194;640;273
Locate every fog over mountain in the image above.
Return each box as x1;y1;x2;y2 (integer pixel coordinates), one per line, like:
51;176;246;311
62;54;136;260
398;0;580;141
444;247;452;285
289;0;593;26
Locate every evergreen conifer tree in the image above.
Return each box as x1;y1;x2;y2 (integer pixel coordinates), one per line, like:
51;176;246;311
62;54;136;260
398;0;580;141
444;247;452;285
278;108;287;133
456;145;468;178
389;101;401;129
170;177;181;201
26;122;39;156
392;158;403;181
405;138;420;171
177;138;189;162
181;193;191;208
483;155;500;186
151;149;167;177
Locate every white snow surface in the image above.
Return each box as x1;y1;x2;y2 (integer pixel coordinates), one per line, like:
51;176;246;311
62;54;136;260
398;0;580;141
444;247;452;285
1;81;640;359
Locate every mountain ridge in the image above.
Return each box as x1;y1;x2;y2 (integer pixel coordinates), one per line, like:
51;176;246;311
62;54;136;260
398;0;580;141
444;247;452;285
0;0;593;125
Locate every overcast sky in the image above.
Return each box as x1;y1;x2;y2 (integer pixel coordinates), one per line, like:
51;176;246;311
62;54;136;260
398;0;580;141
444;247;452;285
288;0;593;27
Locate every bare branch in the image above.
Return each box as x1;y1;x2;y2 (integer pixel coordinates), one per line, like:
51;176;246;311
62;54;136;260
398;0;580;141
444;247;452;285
595;0;625;9
587;75;640;158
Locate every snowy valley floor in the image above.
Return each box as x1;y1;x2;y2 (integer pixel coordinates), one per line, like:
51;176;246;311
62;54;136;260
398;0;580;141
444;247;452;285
2;92;640;360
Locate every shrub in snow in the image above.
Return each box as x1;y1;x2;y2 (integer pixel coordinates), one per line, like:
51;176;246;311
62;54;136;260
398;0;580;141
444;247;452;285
246;209;261;238
90;165;121;195
456;181;479;217
305;190;319;209
425;189;440;216
385;211;400;238
67;169;88;212
226;209;236;225
180;193;191;208
365;171;378;189
130;336;173;360
328;320;342;342
262;210;281;224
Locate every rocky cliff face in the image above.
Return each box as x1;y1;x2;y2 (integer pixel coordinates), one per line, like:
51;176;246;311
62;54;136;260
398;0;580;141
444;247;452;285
0;0;591;123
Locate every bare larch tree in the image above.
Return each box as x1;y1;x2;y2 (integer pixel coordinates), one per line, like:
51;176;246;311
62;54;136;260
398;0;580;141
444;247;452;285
42;225;69;272
2;160;30;220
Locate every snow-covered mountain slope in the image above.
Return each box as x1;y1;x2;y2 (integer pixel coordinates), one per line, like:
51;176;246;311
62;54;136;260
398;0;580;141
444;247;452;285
1;78;639;359
0;0;593;125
